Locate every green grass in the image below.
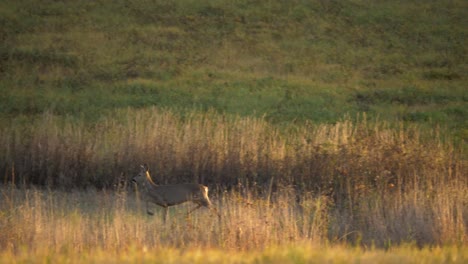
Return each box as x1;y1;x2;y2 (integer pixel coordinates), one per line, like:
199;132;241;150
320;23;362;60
0;0;466;135
2;245;467;264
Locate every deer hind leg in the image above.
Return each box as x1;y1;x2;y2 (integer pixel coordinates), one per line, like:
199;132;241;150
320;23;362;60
163;206;169;223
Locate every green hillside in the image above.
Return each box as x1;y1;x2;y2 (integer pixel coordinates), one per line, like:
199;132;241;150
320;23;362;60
1;0;466;134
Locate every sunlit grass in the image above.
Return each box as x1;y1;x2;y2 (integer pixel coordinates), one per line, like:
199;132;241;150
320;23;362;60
0;186;466;263
1;245;467;264
1;108;466;247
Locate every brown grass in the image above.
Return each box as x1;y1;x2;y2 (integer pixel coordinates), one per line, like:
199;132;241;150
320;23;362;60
0;185;328;252
0;108;466;249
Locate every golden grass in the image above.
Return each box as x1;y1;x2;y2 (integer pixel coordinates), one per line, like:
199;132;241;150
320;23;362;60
0;108;466;248
1;245;467;264
0;186;467;263
0;186;324;252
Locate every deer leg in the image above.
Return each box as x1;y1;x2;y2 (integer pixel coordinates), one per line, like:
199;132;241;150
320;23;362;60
210;206;221;219
146;200;154;216
163;207;168;223
187;204;202;216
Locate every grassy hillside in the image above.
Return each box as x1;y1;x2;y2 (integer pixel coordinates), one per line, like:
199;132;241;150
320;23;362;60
0;0;466;134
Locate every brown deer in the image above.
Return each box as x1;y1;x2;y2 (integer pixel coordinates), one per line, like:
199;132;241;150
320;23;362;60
132;164;219;222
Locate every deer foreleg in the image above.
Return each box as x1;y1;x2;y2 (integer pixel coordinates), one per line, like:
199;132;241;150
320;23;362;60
187;204;202;215
210;206;221;219
146;200;154;216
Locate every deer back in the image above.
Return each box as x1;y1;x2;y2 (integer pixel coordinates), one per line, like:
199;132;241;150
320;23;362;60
152;183;212;207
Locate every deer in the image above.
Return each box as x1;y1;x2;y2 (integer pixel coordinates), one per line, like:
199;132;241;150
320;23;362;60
131;164;220;222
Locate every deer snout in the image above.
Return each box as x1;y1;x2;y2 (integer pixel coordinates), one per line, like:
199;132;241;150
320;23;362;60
131;177;137;183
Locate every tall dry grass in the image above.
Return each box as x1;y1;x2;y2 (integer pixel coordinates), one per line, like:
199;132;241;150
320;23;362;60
1;109;462;189
0;108;466;247
0;185;328;253
1;187;466;264
0;183;465;255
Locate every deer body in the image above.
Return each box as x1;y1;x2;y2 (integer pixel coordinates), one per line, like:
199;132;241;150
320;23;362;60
132;165;218;221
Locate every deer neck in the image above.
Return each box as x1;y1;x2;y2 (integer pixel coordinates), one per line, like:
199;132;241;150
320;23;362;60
144;171;158;189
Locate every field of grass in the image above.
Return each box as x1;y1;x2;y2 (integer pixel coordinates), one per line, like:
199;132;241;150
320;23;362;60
1;185;467;263
1;109;466;263
0;0;466;132
0;0;467;262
